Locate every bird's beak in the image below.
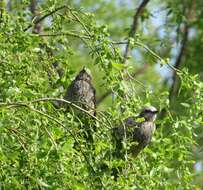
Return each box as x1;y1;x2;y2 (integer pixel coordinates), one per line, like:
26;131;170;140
153;110;158;114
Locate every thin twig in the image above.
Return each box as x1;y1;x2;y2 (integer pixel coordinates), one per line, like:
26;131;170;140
42;123;58;149
28;106;104;187
67;8;108;65
8;128;28;152
69;10;92;37
30;98;98;120
0;98;110;129
123;0;150;64
38;32;91;39
0;102;105;188
114;40;178;72
96;65;149;105
24;5;67;32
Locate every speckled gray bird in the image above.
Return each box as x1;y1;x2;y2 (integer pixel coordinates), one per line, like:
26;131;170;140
113;106;158;157
64;67;96;116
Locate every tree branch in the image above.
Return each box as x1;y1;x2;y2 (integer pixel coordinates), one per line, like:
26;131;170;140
30;0;41;34
169;22;189;102
123;0;150;64
0;101;104;187
38;32;91;39
0;98;111;129
24;5;67;32
168;1;196;103
27;5;71;86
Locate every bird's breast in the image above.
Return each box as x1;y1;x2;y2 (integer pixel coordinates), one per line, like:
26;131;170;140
134;122;155;143
141;122;155;134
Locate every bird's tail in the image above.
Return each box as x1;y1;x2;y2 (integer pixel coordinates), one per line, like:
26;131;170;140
131;143;146;157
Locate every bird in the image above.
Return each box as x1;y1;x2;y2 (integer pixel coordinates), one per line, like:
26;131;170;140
64;67;96;116
109;106;158;180
113;106;158;157
64;67;97;144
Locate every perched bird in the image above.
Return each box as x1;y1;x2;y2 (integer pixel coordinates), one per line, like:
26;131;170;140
64;67;96;144
113;106;158;157
64;67;96;116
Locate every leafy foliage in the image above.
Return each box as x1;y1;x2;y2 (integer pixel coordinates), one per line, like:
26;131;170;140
0;0;202;189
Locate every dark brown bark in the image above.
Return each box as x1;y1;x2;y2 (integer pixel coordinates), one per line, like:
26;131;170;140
169;23;189;102
169;1;196;103
123;0;150;64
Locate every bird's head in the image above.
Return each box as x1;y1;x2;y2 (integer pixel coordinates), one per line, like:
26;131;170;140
139;106;158;122
76;67;92;82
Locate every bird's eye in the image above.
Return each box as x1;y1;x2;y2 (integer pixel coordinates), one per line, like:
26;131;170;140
144;110;151;113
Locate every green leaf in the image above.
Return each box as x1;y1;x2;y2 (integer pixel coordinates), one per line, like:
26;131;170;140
111;62;126;70
180;103;190;108
37;179;51;188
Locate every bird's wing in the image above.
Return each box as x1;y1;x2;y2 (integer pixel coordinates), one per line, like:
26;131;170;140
65;79;96;114
112;116;137;140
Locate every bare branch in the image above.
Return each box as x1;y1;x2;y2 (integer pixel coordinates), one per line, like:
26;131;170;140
168;1;197;103
123;0;150;64
169;23;189;102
